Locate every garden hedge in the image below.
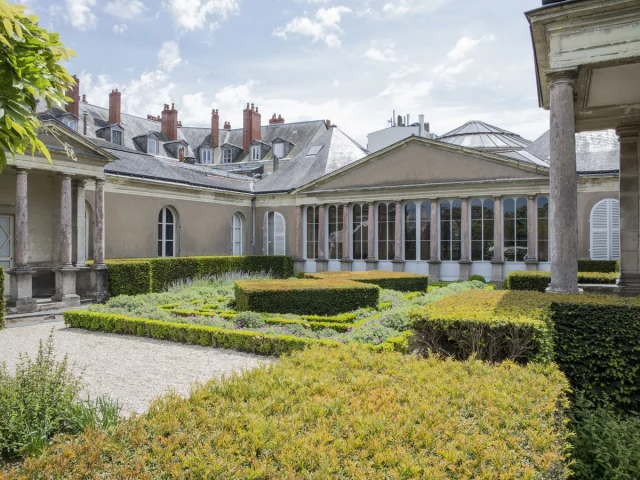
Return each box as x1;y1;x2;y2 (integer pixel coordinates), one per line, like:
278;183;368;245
306;271;429;292
235;279;379;315
9;346;571;479
0;266;4;329
105;260;152;297
504;270;618;292
577;260;619;273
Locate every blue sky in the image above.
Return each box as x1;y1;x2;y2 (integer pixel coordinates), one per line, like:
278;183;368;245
22;0;549;146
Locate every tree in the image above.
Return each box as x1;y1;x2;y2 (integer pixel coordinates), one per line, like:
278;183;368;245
0;0;75;173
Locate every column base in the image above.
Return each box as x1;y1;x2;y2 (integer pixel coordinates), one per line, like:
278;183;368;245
8;268;37;313
293;257;305;275
545;286;584;295
315;258;329;273
618;273;640;297
392;259;405;272
525;258;539;271
340;259;353;271
365;258;378;271
428;261;441;282
53;267;81;307
90;265;109;303
490;259;504;285
458;259;471;280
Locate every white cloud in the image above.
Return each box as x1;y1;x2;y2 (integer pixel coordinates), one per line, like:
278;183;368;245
365;42;398;62
274;6;352;48
65;0;97;30
433;59;473;77
447;34;496;60
389;64;421;79
382;0;450;16
104;0;145;19
332;80;340;87
377;80;434;109
157;41;183;72
164;0;239;31
112;23;127;34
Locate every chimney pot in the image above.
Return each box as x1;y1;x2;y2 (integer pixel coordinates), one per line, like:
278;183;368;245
161;101;179;141
108;88;121;125
326;119;332;128
243;102;262;151
82;94;87;103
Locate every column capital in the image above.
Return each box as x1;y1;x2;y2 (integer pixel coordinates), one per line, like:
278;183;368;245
73;178;88;188
528;194;536;201
58;172;73;180
616;124;640;141
14;166;30;174
93;177;106;185
493;195;502;201
546;68;578;85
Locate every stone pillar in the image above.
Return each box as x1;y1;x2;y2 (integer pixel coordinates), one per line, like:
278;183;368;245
9;168;37;313
73;179;88;267
459;197;471;280
53;174;80;306
392;201;404;272
365;202;377;270
293;205;305;274
90;178;108;302
616;125;640;296
316;204;328;272
525;195;538;271
491;196;504;284
428;199;441;281
340;203;352;271
547;70;580;294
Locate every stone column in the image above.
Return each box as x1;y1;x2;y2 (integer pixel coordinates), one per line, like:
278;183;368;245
525;195;538;271
73;179;87;267
340;203;352;271
491;196;504;284
616;125;640;296
316;204;328;272
53;173;80;306
365;202;377;270
459;197;471;280
547;70;580;294
9;168;37;313
293;205;304;274
428;199;441;281
90;178;108;302
392;201;404;272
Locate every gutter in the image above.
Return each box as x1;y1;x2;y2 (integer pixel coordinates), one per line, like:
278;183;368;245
105;171;254;195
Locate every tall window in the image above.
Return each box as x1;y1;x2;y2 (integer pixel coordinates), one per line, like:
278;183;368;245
352;204;369;260
503;197;528;262
328;205;344;260
306;206;319;259
273;142;285;158
158;207;178;257
264;211;286;255
537;197;549;262
222;149;232;163
420;202;431;261
471;199;494;261
201;148;213;164
590;199;620;260
440;200;461;261
251;146;261;161
378;203;396;260
112;129;122;146
232;213;244;255
405;203;417;260
147;138;158;154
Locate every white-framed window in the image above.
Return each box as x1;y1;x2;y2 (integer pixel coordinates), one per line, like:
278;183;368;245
440;200;461;261
590;198;620;261
222;149;232;164
264;211;286;255
503;197;528;262
158;206;178;257
61;117;77;131
112;129;122;146
232;213;244;255
377;203;396;260
470;198;495;262
352;204;369;260
328;205;344;260
251;145;261;161
537;196;549;262
200;148;213;164
273;142;285;159
306;206;319;259
147;138;158;154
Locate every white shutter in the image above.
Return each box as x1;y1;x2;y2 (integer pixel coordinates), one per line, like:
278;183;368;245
263;212;269;255
590;199;619;260
274;213;286;255
611;200;620;260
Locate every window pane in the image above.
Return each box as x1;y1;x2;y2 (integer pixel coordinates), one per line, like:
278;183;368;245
165;208;174;224
158;241;162;257
472;241;482;261
165;240;174;257
441;241;451;261
452;240;461;261
166;225;174;241
451;200;462;221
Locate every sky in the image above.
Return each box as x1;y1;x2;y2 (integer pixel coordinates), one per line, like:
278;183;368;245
21;0;549;147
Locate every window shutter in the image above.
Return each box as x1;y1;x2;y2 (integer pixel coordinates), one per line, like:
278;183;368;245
590;200;610;260
263;212;269;255
274;213;286;255
611;200;620;260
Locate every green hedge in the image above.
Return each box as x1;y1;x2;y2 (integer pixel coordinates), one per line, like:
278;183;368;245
105;260;152;297
0;266;4;330
306;271;429;292
578;260;620;273
235;279;379;316
504;270;618;292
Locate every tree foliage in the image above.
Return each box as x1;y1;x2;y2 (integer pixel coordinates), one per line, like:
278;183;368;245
0;1;75;173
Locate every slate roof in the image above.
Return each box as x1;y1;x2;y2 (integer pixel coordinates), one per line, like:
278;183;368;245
254;126;368;193
438;121;532;151
525;129;619;173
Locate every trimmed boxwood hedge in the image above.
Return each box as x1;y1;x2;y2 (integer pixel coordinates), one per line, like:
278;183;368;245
504;270;618;292
105;260;152;297
578;259;619;273
235;279;379;316
0;266;4;330
306;271;429;292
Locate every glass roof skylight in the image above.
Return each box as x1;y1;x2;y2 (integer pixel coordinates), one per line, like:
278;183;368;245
306;145;323;156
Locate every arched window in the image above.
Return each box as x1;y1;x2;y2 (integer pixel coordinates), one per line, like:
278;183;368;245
405;203;417;261
231;213;244;255
440;200;461;261
420;202;431;261
590;199;620;260
264;211;286;255
471;199;494;261
328;205;344;260
352;204;369;260
503;197;527;262
306;206;319;259
537;197;549;262
158;206;178;257
378;203;396;260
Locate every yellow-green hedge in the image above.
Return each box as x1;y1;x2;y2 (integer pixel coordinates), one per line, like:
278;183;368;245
578;260;619;273
235;279;379;315
0;266;4;330
504;270;618;292
10;346;570;479
306;271;429;292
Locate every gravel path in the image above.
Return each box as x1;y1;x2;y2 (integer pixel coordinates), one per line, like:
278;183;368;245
0;319;273;416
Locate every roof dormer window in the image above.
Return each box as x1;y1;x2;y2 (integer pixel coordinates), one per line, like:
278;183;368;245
147;138;158;154
112;129;122;146
61;117;77;131
222;149;232;164
200;148;213;164
251;145;261;161
273;142;285;159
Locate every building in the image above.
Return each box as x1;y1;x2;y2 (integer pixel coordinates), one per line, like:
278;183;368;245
366;113;436;153
0;71;623;312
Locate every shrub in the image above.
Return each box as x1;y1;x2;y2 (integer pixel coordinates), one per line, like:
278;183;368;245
234;311;266;329
409;290;554;364
468;274;486;283
577;259;619;273
380;308;411;331
105;260;152;297
569;394;640;479
343;323;402;345
9;346;570;479
306;271;429;292
505;270;618;292
235;279;379;316
0;266;4;329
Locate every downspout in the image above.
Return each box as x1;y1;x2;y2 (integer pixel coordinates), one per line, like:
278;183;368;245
251;196;256;254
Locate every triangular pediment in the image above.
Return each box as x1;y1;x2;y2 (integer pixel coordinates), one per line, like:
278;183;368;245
38;120;116;165
297;136;548;193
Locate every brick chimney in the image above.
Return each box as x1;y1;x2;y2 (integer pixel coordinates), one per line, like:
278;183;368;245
109;89;121;125
211;109;219;147
224;121;231;130
269;113;285;125
178;147;184;162
161;103;178;141
242;103;261;151
65;74;80;118
326;119;332;128
82;94;87;103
